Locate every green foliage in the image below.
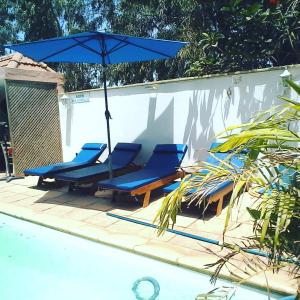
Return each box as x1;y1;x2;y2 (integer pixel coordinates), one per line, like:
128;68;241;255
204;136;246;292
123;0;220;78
106;0;300;83
14;0;62;41
1;0;300;89
156;81;300;288
0;0;16;55
1;0;108;90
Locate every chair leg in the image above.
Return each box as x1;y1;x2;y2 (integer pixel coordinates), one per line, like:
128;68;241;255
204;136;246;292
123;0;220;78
216;196;224;216
112;191;118;202
37;176;43;187
142;191;151;208
68;183;74;192
89;183;98;195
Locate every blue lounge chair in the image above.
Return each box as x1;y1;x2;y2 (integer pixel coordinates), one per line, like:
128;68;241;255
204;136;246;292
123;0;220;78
97;144;188;207
53;143;142;191
163;143;246;215
24;143;107;186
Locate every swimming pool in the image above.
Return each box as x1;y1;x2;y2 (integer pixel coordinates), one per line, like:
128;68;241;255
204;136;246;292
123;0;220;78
0;213;282;299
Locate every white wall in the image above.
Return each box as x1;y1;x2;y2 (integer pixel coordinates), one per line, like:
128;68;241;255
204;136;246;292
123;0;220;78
59;65;300;166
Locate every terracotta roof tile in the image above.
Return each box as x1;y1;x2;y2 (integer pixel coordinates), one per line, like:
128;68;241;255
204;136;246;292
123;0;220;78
0;53;55;72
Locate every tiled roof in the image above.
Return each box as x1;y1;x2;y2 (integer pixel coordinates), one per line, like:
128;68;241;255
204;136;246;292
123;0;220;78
0;53;55;72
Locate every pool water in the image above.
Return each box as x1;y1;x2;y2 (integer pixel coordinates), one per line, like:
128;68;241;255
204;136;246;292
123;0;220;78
0;213;282;300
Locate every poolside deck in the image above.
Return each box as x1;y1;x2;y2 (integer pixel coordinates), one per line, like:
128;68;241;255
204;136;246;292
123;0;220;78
0;174;297;296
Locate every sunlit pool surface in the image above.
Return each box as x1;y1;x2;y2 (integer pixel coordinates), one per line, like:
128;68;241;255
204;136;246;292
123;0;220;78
0;213;282;299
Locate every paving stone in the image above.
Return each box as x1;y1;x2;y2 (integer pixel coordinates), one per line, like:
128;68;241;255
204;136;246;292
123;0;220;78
64;208;100;221
103;233;148;250
28;190;65;200
31;202;58;212
14;196;40;207
1;185;30;194
0;192;29;203
109;208;136;217
177;249;223;272
57;195;98;208
84;212;119;228
44;205;75;217
134;240;193;262
85;199;113;212
107;219;147;235
71;224;110;241
138;227;175;242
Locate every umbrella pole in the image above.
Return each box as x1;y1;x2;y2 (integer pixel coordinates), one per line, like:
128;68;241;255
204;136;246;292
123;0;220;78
101;62;113;179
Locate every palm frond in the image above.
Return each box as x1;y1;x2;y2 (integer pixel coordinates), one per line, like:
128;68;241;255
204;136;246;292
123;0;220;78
156;82;300;292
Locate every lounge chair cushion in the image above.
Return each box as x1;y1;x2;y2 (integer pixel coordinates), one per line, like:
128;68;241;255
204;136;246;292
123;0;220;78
145;144;187;170
206;152;245;169
113;143;141;152
163;179;233;198
98;143;188;191
105;143;142;166
163;142;246;195
277;165;299;187
99;168;176;191
24;143;106;176
54;163;119;182
72;143;107;164
153;144;187;153
53;143;142;183
81;143;106;150
208;142;245;169
24;162;86;176
209;142;248;154
258;165;299;195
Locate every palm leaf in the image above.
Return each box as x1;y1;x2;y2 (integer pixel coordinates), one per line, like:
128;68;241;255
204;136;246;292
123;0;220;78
286;79;300;96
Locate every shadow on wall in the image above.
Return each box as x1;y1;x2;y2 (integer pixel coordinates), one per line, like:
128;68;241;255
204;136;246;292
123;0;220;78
183;74;281;162
237;74;282;124
64;71;286;165
125;73;282;165
133;96;174;164
183;89;217;161
65;101;73;146
183;80;232;162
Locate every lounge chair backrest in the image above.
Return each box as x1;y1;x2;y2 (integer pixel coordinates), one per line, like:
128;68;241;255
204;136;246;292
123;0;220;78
145;144;188;170
207;142;245;170
72;143;107;164
107;143;141;166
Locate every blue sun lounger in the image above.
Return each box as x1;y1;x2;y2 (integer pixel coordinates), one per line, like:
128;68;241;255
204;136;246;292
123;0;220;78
53;143;142;191
97;144;188;207
24;143;107;186
163;143;246;215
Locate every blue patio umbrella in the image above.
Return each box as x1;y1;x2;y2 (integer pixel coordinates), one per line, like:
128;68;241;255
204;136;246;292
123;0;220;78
5;31;188;177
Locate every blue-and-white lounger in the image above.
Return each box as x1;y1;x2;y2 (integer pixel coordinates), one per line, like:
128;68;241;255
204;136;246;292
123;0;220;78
97;144;188;207
24;143;107;186
163;142;246;215
53;143;142;191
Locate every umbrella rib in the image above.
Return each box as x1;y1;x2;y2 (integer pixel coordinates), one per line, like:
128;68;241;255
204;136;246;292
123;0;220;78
103;38;111;64
72;37;103;57
38;36;96;62
6;33;97;47
105;37;129;55
107;35;174;58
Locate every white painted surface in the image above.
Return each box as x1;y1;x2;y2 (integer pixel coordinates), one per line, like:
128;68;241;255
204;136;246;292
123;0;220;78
59;65;300;165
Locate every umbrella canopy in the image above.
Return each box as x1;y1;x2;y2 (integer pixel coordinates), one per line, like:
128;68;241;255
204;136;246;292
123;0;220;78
5;31;188;177
5;31;187;64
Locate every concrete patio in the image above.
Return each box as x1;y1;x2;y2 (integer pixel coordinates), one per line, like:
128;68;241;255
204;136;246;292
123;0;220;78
0;174;297;296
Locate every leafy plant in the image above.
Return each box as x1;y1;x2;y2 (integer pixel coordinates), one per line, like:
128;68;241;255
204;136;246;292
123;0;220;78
155;80;300;295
